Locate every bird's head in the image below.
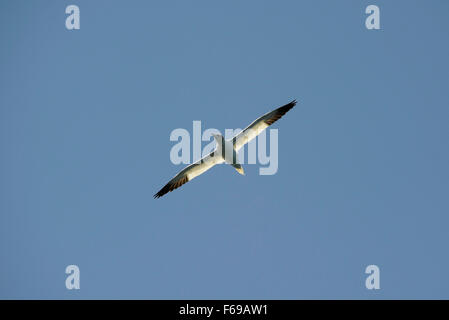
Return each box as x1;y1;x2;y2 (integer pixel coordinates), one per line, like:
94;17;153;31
212;133;223;140
212;133;224;147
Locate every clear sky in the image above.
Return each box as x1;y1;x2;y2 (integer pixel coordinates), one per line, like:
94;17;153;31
1;0;448;299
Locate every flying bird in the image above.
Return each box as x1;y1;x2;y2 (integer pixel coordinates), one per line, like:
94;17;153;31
154;100;297;198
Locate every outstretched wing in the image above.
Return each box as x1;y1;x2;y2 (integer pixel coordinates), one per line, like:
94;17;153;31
154;151;224;199
233;100;296;151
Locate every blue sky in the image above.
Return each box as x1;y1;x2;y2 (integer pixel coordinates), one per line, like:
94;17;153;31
1;0;448;299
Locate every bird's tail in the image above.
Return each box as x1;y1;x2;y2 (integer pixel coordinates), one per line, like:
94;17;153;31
231;163;245;175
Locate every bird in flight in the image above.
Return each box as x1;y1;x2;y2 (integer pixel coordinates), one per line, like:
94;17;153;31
154;100;297;198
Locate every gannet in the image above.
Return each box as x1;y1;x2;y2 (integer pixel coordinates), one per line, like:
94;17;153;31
154;100;296;198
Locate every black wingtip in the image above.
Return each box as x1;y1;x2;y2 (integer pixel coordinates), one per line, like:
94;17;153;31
153;175;189;199
153;186;168;199
286;99;297;109
279;100;297;113
279;99;297;113
153;189;166;199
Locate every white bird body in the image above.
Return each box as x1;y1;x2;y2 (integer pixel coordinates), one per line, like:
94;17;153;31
154;100;297;198
212;133;245;175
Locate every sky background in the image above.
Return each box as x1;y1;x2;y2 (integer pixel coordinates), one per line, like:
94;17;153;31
1;0;448;299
